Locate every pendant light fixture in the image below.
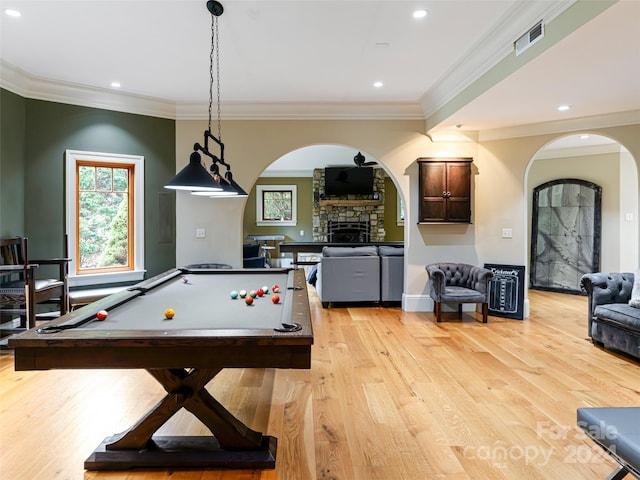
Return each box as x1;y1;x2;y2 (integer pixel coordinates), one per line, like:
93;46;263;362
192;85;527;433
165;1;246;197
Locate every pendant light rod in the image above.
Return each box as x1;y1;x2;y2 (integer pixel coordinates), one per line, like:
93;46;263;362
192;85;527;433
193;130;228;169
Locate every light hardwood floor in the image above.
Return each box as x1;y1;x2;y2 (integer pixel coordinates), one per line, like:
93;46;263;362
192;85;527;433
1;288;639;480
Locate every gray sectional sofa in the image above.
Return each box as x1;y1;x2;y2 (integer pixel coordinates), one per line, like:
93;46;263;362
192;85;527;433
580;272;640;361
315;245;404;308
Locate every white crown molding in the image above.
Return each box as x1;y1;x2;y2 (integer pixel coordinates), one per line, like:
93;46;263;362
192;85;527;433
1;59;424;121
174;101;425;121
418;0;575;119
478;109;640;142
533;142;622;160
1;59;178;119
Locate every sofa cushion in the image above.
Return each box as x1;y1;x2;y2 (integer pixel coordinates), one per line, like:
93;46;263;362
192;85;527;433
594;303;640;332
630;271;640;308
322;246;378;257
378;246;404;256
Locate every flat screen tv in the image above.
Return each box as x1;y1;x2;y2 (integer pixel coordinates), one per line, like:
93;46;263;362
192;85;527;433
324;167;374;196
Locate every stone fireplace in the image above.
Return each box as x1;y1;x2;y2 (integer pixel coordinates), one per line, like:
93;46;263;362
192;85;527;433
312;168;386;242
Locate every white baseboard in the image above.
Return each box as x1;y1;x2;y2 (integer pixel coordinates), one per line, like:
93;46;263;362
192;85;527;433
403;294;530;318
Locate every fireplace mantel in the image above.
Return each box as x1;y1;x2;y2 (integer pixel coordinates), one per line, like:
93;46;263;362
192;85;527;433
319;199;381;207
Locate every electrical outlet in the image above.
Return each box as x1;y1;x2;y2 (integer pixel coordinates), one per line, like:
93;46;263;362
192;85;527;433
502;228;513;238
300;230;304;236
196;228;206;238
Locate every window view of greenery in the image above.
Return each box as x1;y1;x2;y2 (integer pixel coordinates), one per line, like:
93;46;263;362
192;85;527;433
262;190;292;221
78;165;131;270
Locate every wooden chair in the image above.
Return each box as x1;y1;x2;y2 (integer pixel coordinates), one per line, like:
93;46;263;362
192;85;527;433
0;237;70;332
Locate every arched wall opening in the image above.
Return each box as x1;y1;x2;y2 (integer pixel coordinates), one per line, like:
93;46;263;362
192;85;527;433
524;133;638;294
240;143;406;267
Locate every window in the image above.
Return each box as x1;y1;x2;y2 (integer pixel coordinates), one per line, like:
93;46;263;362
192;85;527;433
256;185;297;226
397;195;405;226
66;150;145;286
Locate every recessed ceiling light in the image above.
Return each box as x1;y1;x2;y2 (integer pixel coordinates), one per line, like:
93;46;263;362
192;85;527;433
557;104;571;111
373;81;383;88
413;9;427;19
5;9;21;17
580;134;590;139
110;81;121;88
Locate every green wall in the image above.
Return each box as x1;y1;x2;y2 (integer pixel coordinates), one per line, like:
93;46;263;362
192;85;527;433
383;176;404;241
0;89;26;237
242;174;404;245
0;89;177;278
243;177;314;243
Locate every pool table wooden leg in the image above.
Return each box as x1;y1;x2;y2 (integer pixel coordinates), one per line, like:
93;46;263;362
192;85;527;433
106;367;263;451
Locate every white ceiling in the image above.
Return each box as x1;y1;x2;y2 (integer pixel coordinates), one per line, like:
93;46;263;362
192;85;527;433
1;0;638;174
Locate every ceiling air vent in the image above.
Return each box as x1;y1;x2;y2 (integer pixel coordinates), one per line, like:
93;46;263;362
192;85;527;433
515;20;544;56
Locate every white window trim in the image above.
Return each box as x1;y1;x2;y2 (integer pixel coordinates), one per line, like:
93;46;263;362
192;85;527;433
65;150;146;287
397;194;405;226
256;185;297;226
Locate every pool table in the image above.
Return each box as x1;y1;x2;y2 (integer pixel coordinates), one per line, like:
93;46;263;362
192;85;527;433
9;267;313;470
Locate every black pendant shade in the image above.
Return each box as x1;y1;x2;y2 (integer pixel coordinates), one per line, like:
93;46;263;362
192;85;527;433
164;152;224;191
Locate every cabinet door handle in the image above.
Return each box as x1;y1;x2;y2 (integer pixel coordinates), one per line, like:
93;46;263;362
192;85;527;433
442;191;451;198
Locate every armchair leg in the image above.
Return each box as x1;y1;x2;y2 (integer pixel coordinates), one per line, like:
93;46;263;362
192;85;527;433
435;302;442;322
482;303;488;323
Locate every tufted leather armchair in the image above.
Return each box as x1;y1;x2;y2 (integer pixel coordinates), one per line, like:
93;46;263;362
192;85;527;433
579;272;638;360
426;262;493;323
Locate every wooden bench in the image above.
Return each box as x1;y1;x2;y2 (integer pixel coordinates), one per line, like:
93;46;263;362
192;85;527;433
69;287;128;309
577;407;640;480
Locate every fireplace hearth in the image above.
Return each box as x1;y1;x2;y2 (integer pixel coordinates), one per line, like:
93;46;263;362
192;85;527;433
328;220;370;243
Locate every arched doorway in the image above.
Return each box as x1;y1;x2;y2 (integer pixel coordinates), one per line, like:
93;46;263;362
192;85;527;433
527;133;638;291
241;144;405;266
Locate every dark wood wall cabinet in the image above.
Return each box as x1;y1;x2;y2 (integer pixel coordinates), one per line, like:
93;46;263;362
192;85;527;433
418;157;472;223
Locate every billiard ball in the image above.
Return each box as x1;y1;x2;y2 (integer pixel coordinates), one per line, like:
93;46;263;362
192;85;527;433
164;308;175;319
245;296;254;305
257;288;264;297
183;276;189;284
262;285;269;294
272;285;280;293
239;290;247;298
96;310;108;321
230;290;239;299
271;294;280;304
249;290;257;298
